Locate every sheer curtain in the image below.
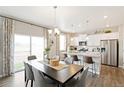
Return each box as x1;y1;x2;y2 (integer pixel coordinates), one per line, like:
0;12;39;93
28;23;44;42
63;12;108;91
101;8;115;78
2;18;14;77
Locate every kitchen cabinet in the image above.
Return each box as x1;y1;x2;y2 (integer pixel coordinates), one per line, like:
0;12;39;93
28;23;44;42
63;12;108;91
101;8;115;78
87;32;119;46
70;32;119;46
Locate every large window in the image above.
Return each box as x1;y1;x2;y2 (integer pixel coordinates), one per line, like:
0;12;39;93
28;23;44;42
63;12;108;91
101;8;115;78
14;34;45;72
60;34;66;51
14;21;47;72
14;34;30;72
32;36;44;60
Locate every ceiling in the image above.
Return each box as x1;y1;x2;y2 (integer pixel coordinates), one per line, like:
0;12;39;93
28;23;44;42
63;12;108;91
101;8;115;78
0;6;124;33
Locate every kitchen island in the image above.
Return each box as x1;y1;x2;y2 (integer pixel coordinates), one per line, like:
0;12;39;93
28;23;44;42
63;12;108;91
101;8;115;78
62;51;101;75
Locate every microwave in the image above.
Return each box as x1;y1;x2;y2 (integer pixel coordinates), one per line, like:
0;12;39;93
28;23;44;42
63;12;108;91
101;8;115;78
79;41;87;46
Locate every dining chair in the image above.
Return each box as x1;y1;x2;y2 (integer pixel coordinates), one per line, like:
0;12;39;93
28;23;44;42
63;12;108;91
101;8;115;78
65;66;89;87
24;62;34;87
83;56;96;76
27;55;37;61
72;55;81;65
64;57;72;64
64;54;68;59
32;67;57;87
24;55;37;83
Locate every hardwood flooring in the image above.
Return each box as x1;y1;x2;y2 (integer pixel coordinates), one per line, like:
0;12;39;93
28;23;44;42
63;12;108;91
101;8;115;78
0;65;124;87
87;65;124;87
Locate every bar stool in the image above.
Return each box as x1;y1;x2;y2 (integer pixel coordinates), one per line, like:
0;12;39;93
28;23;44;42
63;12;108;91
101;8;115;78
83;56;96;76
72;55;81;65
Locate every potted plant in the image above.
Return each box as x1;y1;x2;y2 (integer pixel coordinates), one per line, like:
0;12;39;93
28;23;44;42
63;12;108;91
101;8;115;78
104;29;112;33
69;46;74;52
45;47;50;53
44;47;51;61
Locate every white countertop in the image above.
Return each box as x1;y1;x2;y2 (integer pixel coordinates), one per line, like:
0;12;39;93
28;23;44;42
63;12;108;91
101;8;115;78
62;51;101;58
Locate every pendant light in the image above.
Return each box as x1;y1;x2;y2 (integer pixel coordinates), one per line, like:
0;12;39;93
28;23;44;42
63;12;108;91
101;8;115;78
48;6;60;35
54;6;60;35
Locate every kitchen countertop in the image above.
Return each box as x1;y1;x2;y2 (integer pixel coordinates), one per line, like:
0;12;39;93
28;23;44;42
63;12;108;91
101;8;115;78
62;51;101;58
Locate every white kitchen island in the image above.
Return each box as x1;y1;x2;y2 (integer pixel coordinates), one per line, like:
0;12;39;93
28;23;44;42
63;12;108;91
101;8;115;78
62;51;101;75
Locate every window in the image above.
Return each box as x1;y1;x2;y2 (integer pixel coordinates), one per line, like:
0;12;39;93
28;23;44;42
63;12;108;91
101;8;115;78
14;34;45;72
60;34;66;51
14;34;30;72
32;36;44;60
14;21;47;72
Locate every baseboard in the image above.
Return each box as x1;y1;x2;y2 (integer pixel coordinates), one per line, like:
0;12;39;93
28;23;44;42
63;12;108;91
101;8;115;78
119;65;124;69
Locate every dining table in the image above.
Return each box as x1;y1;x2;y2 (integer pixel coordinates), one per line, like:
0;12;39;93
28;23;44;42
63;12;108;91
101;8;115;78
25;60;84;87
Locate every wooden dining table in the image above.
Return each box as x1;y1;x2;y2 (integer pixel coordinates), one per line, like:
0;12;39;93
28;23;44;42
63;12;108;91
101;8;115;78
25;60;84;87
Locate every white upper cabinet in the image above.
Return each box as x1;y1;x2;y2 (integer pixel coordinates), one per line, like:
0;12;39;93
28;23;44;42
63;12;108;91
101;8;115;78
70;32;119;46
87;32;119;46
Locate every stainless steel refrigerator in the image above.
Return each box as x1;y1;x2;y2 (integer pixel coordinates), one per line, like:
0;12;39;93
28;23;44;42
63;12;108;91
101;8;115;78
100;39;118;67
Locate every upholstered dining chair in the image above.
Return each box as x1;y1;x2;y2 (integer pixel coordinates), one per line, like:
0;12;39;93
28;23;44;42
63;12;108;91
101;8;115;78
25;55;37;82
24;62;34;87
64;54;68;59
32;67;57;87
64;57;71;64
27;55;37;61
65;66;89;87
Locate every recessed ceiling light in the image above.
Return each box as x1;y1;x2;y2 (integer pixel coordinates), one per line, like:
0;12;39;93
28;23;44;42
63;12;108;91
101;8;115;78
106;25;110;27
78;24;81;27
86;37;89;40
104;16;108;19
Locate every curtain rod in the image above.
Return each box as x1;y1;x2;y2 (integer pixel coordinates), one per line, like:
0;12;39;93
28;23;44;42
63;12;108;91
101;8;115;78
0;14;49;29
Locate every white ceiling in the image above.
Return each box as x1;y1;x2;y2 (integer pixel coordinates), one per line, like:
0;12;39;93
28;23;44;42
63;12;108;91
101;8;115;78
0;6;124;33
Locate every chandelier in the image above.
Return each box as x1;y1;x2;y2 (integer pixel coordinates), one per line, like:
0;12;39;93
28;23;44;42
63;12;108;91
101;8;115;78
48;6;60;35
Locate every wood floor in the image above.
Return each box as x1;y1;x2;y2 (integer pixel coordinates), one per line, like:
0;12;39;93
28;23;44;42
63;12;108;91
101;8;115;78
87;65;124;87
0;65;124;87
